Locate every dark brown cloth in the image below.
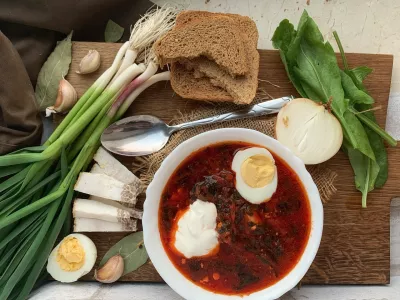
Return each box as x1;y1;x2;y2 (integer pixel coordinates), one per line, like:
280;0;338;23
0;32;42;153
0;0;153;154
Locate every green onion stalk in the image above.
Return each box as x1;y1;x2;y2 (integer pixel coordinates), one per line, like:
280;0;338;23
0;60;147;227
46;41;130;146
0;6;178;297
0;70;170;299
0;44;137;297
0;64;145;168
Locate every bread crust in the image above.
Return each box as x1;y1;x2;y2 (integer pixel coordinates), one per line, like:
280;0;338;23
154;16;248;77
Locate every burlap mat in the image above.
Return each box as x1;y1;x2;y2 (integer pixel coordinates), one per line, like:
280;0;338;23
133;99;337;203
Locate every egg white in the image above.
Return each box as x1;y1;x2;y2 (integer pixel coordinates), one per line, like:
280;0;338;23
47;233;97;283
231;147;278;204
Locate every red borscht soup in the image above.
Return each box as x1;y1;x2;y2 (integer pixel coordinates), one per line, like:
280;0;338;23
159;142;311;295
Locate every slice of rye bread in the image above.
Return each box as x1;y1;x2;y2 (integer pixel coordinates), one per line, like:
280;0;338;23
170;63;233;102
183;52;259;104
172;11;259;104
175;11;258;48
153;16;248;77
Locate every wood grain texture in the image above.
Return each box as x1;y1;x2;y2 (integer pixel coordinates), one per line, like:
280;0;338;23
67;42;398;285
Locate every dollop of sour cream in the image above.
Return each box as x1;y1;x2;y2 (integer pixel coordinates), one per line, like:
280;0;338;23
174;200;219;258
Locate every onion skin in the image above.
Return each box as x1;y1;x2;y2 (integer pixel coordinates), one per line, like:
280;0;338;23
275;98;343;165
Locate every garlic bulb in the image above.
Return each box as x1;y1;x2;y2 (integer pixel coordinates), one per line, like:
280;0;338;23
45;79;77;117
94;255;124;283
76;50;101;74
275;98;343;165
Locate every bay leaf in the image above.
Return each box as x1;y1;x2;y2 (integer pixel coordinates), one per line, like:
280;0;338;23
99;231;148;275
104;20;124;43
34;31;73;111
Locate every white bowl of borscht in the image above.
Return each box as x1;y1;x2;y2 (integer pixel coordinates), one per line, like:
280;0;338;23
143;128;323;300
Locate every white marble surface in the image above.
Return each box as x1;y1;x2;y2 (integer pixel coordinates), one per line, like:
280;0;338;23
31;0;400;299
29;275;400;300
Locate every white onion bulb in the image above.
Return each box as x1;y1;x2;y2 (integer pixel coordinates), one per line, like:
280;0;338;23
275;98;343;165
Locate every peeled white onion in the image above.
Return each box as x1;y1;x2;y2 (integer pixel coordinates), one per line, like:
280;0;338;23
275;98;343;165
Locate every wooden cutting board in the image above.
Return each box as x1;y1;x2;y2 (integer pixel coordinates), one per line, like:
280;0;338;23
67;42;399;285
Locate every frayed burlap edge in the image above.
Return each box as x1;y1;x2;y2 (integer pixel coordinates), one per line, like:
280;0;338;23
132;99;337;204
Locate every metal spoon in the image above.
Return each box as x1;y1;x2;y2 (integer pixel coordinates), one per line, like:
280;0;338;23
101;96;293;156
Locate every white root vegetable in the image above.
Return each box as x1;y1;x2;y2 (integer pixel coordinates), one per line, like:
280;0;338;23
275;98;343;165
92;147;142;186
74;217;137;232
74;172;140;205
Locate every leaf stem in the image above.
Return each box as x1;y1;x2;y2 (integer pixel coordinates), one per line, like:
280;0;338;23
349;107;397;146
362;159;371;208
333;31;349;71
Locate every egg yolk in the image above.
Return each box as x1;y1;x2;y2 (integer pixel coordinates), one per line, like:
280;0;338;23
56;237;85;271
240;154;275;188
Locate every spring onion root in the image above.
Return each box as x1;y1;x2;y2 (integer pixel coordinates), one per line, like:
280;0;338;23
111;5;178;84
130;5;179;58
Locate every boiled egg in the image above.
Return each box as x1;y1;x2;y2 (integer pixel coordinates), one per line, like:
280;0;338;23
231;147;278;204
47;233;97;283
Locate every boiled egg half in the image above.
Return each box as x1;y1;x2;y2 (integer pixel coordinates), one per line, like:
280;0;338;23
231;147;278;204
47;233;97;283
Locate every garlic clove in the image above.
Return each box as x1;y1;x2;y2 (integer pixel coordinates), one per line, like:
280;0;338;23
45;79;78;117
77;50;101;74
54;79;77;112
94;254;124;283
45;107;57;117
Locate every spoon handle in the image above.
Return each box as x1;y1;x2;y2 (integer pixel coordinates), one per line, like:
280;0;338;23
169;96;293;133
